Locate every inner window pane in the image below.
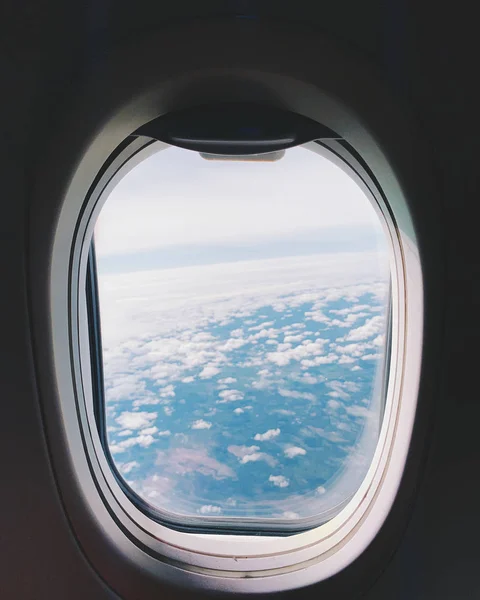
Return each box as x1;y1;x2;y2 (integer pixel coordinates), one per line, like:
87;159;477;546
93;144;390;528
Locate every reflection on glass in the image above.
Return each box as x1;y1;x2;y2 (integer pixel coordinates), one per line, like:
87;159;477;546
94;145;390;526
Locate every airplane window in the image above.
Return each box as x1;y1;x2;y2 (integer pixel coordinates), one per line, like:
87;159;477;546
88;143;391;533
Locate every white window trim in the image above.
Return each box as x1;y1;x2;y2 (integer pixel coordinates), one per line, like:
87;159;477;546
68;132;419;583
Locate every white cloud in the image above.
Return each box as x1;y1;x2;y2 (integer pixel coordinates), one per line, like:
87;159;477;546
182;376;195;383
118;429;133;437
327;380;359;399
119;461;139;474
116;411;157;431
333;342;373;357
338;355;355;364
331;304;372;315
140;426;158;435
269;475;289;488
329;312;371;328
257;369;270;376
227;445;277;467
278;388;316;401
240;453;274;466
136;434;156;446
219;336;249;352
110;433;157;454
219;377;237;384
327;399;341;410
304;309;331;324
250;328;279;341
316;486;326;495
159;384;175;398
199;366;221;379
240;453;262;464
248;321;275;331
283;334;305;343
198;505;222;515
300;353;339;367
133;397;160;408
343;316;384;342
158;430;171;437
284;446;307;458
346;405;371;418
265;352;290;367
251;376;272;390
228;445;260;459
266;338;327;367
97;253;388;354
164;406;174;416
191;419;212;430
301;373;318;385
308;426;346;444
233;408;244;414
217;389;244;403
301;352;338;369
282;511;300;519
342;382;364;395
105;374;148;403
254;428;280;441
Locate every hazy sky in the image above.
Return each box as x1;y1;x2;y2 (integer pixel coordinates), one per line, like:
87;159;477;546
95;144;383;264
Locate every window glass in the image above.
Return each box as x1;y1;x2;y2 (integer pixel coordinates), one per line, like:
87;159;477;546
93;145;390;527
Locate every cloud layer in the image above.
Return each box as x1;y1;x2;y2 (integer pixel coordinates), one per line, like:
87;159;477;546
100;249;389;522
